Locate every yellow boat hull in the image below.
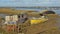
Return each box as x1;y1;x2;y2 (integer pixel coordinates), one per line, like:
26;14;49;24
30;18;48;24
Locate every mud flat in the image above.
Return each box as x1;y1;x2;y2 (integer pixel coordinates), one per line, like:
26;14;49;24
26;14;60;34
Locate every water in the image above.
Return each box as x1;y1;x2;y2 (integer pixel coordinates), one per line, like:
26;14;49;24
0;7;60;18
14;7;60;15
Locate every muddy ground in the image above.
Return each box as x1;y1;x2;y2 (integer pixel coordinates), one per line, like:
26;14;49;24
25;14;60;34
0;14;60;34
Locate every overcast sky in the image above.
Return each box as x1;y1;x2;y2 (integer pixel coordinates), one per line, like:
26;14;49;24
0;0;60;7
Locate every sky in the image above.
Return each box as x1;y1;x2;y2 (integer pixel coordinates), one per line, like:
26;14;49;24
0;0;60;14
0;0;60;7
